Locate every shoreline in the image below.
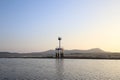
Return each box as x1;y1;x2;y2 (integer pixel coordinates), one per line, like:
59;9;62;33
0;57;120;60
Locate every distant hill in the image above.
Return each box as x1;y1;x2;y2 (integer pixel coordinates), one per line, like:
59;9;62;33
0;52;19;57
0;48;106;57
63;48;105;54
1;48;120;59
25;48;106;56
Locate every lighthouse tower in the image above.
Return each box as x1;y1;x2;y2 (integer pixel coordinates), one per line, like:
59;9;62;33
55;37;64;58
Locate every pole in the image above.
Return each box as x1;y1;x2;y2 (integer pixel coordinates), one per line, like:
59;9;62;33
58;37;61;58
59;39;61;49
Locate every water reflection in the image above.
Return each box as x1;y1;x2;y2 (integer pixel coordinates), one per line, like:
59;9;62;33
1;59;120;80
55;59;64;80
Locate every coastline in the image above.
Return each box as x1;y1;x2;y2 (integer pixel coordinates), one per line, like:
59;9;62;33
0;57;120;60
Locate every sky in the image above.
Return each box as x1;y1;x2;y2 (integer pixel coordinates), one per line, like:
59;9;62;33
0;0;120;53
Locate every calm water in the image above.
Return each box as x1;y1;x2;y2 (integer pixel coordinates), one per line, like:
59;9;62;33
0;59;120;80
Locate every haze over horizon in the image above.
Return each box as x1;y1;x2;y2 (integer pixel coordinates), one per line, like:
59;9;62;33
1;0;120;53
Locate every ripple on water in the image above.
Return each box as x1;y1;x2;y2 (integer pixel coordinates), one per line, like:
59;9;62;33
0;59;120;80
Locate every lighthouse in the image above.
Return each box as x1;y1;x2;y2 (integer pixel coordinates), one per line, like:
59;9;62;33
55;37;64;58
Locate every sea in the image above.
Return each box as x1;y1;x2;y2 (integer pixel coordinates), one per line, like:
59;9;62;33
0;58;120;80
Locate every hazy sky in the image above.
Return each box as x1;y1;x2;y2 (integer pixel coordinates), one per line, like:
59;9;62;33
1;0;120;52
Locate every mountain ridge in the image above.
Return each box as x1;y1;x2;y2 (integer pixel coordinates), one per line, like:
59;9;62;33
1;48;120;59
0;48;107;54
